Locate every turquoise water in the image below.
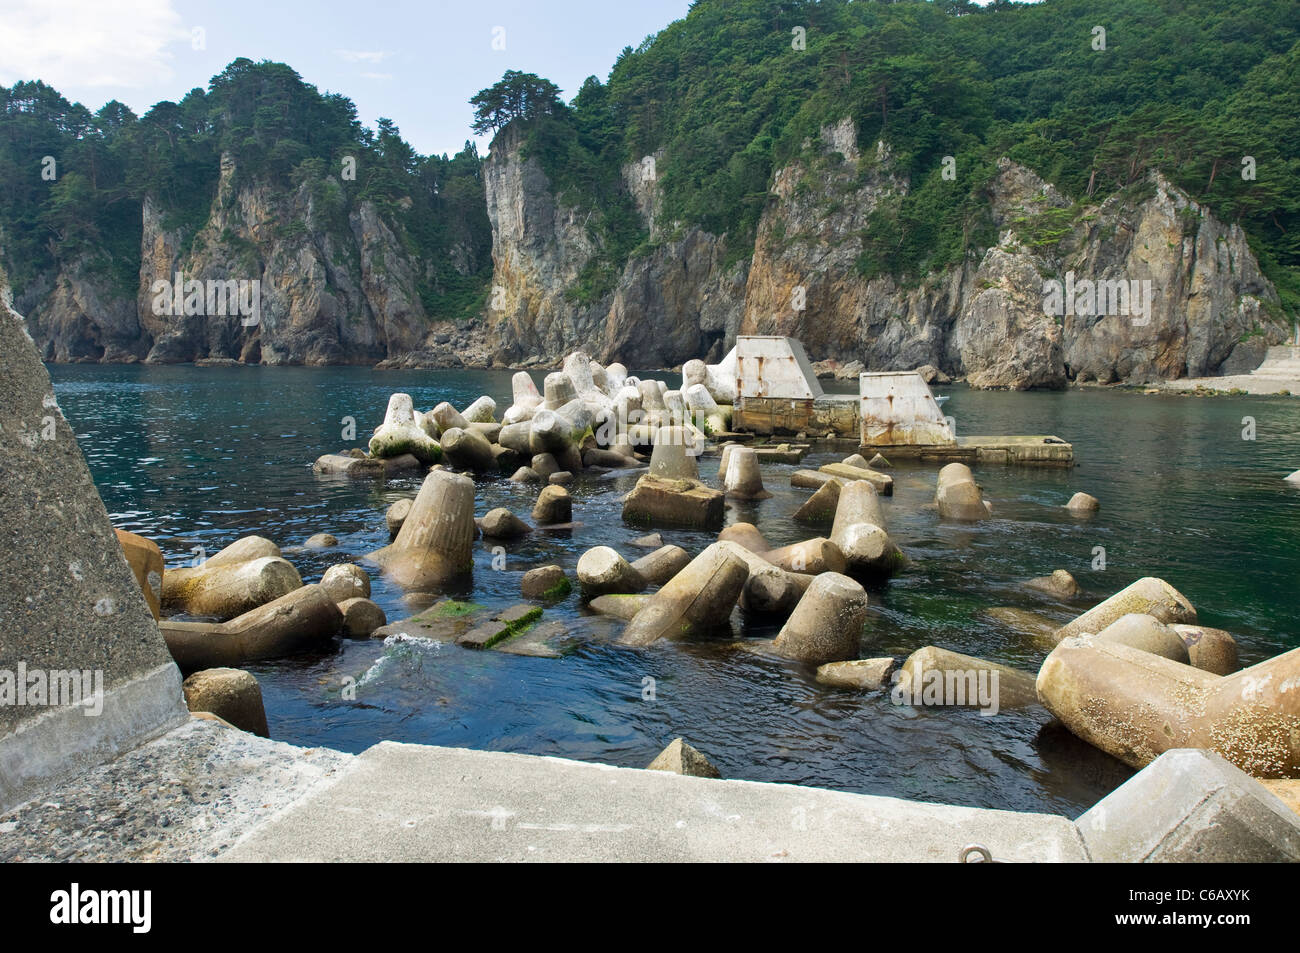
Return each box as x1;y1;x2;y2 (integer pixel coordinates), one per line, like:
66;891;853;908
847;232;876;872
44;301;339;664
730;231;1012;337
48;364;1300;815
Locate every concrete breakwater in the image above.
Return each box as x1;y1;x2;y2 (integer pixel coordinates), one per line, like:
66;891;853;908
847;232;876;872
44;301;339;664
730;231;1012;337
6;281;1300;858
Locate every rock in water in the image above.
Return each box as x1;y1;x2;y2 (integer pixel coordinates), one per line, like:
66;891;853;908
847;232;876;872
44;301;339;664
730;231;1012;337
182;668;269;737
521;565;571;601
577;546;646;598
368;469;476;589
935;462;989;520
646;738;722;779
771;572;869;664
480;508;532;539
532;484;572;525
1065;491;1100;513
319;563;371;602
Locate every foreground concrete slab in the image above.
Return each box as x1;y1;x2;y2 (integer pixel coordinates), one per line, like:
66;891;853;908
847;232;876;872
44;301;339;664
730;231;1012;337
0;719;350;862
219;741;1086;863
1075;749;1300;862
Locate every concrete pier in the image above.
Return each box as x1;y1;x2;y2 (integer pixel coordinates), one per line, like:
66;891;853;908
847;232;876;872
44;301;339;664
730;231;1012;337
858;435;1074;467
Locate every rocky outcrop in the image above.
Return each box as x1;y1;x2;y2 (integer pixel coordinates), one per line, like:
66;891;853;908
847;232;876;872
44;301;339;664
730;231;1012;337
14;116;1286;383
483;125;743;368
741;122;1282;388
19;152;477;366
485;115;1281;387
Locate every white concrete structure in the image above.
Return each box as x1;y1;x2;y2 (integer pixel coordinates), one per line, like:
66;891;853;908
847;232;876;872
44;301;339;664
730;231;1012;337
860;371;955;446
735;336;824;399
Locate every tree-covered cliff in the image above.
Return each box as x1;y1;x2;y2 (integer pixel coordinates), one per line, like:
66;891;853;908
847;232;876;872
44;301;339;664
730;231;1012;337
3;0;1297;380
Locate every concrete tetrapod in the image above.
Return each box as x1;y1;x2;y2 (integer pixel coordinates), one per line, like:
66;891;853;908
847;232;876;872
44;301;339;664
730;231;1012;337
720;446;771;499
577;546;647;599
763;538;846;575
629;545;691;586
368;469;476;589
161;555;303;620
319;563;371;602
830;481;902;578
369;393;442;465
719;541;811;616
620;542;749;647
1049;576;1197;647
532;485;572;525
1075;749;1300;862
1036;637;1300;777
115;529;164;619
896;646;1039;710
771;572;869;665
480;508;532;539
182;668;269;737
792;480;841;525
648;426;700;481
1170;624;1239;676
622;475;724;530
160;584;343;672
935;463;989;520
439;427;495;472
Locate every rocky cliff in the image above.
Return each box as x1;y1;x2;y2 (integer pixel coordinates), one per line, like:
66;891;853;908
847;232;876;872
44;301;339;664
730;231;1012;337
484;117;1287;387
16;116;1287;387
18;153;484;366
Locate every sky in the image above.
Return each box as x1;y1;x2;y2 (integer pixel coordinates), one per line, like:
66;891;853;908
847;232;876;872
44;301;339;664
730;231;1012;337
0;0;695;157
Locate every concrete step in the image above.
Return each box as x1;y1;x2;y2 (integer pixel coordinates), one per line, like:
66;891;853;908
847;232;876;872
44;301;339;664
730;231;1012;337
219;740;1087;863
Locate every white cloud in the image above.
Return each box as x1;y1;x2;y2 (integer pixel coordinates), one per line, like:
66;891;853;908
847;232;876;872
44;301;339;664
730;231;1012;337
0;0;189;89
335;50;392;64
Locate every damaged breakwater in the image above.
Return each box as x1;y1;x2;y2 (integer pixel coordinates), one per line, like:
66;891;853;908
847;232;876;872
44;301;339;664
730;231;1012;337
49;363;1300;815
